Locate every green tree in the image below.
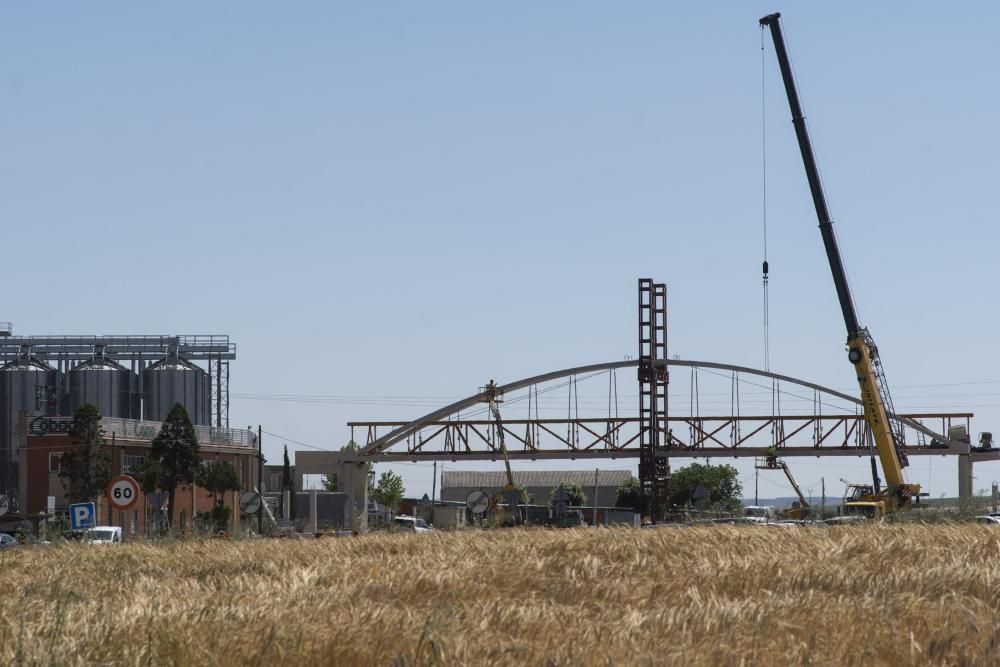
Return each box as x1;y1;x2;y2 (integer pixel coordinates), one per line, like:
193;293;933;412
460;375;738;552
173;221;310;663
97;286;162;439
136;459;163;495
614;477;641;511
58;404;112;503
149;403;201;527
512;483;530;504
670;462;743;512
280;445;297;521
196;460;240;532
197;460;241;507
549;481;587;507
373;471;405;512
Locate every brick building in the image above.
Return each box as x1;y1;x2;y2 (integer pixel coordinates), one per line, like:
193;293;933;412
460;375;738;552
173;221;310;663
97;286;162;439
14;413;259;536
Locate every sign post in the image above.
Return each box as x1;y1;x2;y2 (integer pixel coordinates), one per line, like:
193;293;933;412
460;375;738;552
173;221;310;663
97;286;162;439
69;502;96;531
466;490;489;515
107;475;141;518
239;490;262;515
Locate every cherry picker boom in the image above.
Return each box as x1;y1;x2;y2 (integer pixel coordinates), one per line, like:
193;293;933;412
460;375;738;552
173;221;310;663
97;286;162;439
481;380;522;525
756;453;810;520
759;13;920;515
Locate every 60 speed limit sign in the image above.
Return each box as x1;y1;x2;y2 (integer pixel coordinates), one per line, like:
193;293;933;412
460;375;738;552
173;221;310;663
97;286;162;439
107;475;140;510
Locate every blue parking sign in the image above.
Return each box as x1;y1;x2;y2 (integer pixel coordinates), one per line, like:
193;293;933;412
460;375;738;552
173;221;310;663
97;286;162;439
69;502;96;530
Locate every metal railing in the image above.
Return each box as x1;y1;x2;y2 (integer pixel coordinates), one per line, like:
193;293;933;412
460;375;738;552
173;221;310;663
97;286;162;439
27;415;257;449
101;417;256;448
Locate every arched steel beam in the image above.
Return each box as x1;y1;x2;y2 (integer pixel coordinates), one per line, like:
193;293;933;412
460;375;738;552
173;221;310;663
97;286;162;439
362;359;968;455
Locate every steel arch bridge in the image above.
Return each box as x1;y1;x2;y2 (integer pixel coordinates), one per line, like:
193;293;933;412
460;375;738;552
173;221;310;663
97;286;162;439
347;359;973;463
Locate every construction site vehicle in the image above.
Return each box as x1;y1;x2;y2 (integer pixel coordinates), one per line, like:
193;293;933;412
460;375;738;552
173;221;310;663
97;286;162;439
760;13;920;516
755;455;811;519
481;380;522;525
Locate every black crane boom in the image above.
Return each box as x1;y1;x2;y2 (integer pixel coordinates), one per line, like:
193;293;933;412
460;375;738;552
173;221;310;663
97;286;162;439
759;12;861;339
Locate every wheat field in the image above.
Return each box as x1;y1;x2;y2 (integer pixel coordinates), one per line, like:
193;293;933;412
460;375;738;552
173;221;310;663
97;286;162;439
1;524;999;665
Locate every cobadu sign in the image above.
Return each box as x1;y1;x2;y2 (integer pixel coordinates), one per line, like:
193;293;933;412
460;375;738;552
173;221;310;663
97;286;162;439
28;416;72;435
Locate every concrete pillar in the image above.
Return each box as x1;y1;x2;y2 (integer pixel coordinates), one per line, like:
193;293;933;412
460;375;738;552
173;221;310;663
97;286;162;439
309;489;318;533
958;454;974;500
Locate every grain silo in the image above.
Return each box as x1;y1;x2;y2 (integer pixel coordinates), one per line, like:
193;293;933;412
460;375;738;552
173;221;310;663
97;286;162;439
68;351;140;419
141;353;211;425
0;351;62;503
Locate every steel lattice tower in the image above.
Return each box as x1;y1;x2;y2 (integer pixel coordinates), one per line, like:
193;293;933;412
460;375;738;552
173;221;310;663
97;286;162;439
638;279;669;522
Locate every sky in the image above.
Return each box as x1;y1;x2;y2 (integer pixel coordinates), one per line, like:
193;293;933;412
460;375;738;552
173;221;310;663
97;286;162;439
2;3;999;503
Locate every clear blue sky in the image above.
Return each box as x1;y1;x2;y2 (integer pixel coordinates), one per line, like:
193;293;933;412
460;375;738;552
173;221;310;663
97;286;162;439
3;3;999;501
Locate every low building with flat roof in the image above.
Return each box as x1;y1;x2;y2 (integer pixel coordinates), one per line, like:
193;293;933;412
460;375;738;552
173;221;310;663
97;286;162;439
441;469;633;508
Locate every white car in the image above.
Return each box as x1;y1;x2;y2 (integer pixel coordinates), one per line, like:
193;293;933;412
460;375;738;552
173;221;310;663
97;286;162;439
976;515;1000;525
85;526;123;544
393;515;432;533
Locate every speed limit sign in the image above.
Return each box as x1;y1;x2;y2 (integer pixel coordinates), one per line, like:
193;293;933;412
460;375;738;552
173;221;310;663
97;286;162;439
107;475;140;510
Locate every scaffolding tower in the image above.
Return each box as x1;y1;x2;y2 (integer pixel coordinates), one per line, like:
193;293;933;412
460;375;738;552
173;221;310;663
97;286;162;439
638;279;669;523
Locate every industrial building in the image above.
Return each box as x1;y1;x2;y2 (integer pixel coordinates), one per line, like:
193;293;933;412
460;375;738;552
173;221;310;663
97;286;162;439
0;324;235;514
17;414;258;535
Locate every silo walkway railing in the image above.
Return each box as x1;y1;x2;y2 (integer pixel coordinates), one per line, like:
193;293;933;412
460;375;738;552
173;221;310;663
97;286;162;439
100;417;257;449
26;415;257;449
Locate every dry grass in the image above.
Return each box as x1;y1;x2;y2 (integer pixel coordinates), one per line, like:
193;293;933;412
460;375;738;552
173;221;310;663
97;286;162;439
2;524;1000;665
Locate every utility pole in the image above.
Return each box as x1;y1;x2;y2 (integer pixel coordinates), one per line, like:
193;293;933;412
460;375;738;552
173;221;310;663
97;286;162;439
432;461;437;503
821;477;826;519
109;432;116;526
593;468;599;527
257;425;263;534
755;468;759;506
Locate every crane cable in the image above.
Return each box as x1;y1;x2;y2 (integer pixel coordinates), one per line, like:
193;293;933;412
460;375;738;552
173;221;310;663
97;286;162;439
761;26;782;447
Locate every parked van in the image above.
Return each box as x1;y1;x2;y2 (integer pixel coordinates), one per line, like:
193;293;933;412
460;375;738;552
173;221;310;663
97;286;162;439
85;526;122;544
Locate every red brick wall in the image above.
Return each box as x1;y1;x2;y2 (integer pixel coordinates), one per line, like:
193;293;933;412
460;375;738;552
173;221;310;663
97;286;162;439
24;434;256;537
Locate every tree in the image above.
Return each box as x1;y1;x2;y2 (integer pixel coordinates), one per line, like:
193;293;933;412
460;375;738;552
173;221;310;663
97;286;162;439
59;404;112;503
136;459;163;495
614;477;641;512
549;481;587;507
197;460;241;507
197;460;241;532
670;462;743;512
512;483;531;504
373;471;405;512
281;445;296;520
149;403;201;527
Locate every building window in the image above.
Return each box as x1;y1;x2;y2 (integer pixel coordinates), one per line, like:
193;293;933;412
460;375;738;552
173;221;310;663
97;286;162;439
48;452;63;473
270;472;281;492
179;511;186;532
123;455;145;475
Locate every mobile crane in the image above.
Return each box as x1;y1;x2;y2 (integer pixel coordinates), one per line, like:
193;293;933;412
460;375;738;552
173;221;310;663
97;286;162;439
760;13;921;516
755;453;811;520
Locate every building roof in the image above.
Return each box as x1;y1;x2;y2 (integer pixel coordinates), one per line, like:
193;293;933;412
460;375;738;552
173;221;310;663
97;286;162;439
442;469;633;489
